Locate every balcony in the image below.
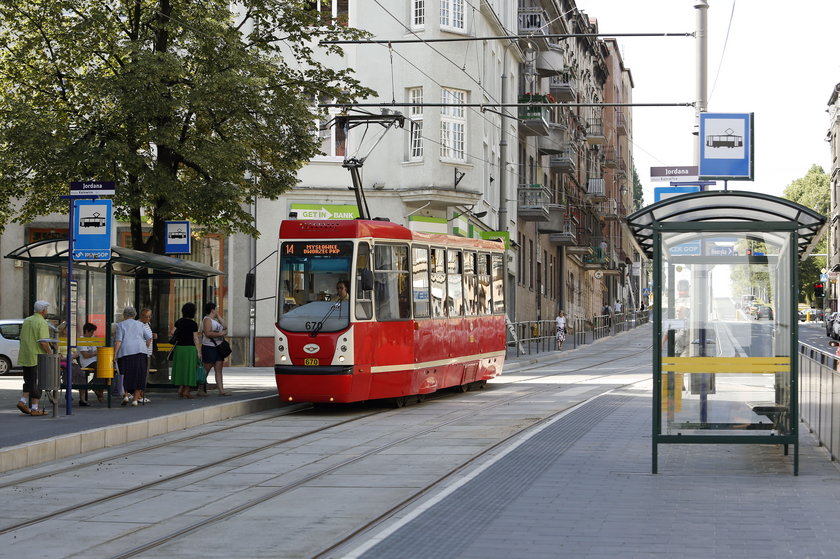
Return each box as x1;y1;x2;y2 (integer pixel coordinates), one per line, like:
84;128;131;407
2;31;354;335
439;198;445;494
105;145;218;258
518;94;550;136
538;125;565;155
548;144;577;173
547;221;578;246
586;177;606;201
617;157;628;177
616;110;628;136
549;74;577;102
538;204;566;233
602;145;617;168
517;184;550;221
600;198;619;220
518;8;550;48
582;251;607;270
586;117;607;144
536;45;566;77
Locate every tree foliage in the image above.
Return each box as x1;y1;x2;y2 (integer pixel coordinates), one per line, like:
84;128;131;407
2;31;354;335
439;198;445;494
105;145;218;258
783;164;829;304
0;0;373;251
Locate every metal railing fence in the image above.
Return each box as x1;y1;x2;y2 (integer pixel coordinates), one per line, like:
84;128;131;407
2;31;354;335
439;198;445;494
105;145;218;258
506;310;650;358
799;342;840;460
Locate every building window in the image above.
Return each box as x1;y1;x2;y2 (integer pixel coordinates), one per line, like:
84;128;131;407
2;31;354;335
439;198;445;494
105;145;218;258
440;0;465;31
307;0;349;25
313;97;346;160
411;0;425;28
440;87;466;161
408;87;424;160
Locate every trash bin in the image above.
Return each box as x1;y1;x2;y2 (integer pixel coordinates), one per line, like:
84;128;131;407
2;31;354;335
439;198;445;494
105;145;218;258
37;353;60;391
96;347;114;378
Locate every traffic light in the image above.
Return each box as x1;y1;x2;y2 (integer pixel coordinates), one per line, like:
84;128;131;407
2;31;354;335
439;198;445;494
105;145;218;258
815;282;825;298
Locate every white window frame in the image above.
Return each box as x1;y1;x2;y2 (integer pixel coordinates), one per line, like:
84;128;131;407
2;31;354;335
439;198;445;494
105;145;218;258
309;0;349;24
410;0;425;29
312;104;347;161
408;87;424;161
440;88;466;162
440;0;465;32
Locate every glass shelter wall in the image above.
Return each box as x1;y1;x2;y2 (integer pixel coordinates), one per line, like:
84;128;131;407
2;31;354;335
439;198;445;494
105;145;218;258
659;230;794;437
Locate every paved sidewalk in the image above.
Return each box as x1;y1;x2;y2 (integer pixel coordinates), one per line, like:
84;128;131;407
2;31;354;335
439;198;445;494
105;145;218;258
345;332;840;559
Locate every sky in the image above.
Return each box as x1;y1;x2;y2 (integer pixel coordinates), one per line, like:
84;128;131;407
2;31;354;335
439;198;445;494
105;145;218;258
576;0;839;205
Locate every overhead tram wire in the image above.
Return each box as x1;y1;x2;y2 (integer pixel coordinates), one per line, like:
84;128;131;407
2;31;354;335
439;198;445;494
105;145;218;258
321;32;695;45
321;102;695;109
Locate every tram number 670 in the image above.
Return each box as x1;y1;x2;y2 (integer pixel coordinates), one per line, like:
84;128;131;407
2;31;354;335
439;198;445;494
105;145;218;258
305;321;323;331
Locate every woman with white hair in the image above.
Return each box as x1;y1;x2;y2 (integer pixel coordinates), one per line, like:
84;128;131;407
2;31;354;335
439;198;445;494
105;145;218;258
113;306;151;406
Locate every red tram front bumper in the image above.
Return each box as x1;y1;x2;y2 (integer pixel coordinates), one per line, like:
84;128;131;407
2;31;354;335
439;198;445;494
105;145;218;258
274;364;371;403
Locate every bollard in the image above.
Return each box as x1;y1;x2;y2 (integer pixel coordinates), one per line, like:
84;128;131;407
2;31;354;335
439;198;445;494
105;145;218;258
96;347;114;378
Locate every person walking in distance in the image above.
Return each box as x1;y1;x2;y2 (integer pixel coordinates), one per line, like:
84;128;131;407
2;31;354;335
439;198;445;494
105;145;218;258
202;302;230;396
16;300;53;416
555;310;567;351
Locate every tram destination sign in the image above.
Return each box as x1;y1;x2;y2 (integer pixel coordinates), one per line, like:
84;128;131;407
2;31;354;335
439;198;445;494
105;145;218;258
283;241;353;257
70;181;116;196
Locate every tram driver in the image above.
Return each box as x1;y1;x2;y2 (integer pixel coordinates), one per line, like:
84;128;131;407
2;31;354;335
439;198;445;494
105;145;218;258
335;280;350;302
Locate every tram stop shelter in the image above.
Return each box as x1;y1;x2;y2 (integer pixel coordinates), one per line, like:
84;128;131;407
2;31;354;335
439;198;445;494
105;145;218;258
4;238;223;387
626;191;826;475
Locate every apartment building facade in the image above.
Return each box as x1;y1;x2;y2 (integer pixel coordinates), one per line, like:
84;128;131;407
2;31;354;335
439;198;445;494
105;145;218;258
0;0;642;367
827;83;840;308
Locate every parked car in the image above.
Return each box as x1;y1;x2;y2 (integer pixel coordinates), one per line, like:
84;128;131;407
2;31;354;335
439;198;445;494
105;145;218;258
754;305;774;320
0;319;23;375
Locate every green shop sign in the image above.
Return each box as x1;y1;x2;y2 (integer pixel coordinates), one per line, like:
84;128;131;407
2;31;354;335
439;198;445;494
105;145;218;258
290;204;359;220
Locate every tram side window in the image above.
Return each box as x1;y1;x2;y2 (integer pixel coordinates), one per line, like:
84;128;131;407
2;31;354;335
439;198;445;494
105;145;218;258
374;244;410;320
447;249;464;317
463;251;477;316
491;253;505;313
355;242;373;320
412;246;430;318
477;252;491;315
430;247;446;318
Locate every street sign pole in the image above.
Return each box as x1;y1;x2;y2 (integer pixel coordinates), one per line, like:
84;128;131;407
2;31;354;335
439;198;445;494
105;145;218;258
62;181;115;416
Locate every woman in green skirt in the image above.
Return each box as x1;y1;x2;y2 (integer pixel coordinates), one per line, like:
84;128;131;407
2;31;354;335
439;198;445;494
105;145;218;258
171;302;201;398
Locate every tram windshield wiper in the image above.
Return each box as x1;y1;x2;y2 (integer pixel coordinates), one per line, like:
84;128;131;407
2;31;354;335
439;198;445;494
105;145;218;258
310;301;344;337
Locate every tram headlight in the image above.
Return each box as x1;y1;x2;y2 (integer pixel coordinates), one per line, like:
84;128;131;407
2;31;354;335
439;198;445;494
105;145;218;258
341;345;347;352
278;345;285;352
280;355;287;362
338;356;345;362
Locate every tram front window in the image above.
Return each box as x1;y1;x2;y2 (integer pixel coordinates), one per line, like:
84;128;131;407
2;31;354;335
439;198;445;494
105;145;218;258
278;241;353;333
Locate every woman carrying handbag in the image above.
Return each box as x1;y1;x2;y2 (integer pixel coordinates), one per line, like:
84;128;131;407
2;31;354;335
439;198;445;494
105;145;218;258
201;302;230;396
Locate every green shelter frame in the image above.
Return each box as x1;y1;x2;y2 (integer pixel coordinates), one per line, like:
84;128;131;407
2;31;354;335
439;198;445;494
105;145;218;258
626;191;826;475
5;238;223;370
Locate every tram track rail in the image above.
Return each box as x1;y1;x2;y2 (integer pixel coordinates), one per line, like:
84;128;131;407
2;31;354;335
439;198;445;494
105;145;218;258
109;346;654;558
0;339;654;557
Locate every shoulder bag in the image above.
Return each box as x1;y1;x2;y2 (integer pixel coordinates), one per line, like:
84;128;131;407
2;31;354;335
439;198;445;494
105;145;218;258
211;336;232;360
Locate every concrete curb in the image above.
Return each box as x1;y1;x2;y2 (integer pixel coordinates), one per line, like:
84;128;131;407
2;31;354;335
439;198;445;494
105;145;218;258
0;395;281;474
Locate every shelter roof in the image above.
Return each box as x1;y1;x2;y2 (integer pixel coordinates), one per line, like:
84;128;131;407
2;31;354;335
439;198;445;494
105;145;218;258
4;238;223;279
625;190;826;260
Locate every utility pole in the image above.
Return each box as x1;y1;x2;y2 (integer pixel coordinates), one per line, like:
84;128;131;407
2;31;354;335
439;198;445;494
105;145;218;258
694;1;709;165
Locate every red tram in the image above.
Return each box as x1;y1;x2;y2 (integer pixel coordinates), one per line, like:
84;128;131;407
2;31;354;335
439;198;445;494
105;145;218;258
274;219;507;403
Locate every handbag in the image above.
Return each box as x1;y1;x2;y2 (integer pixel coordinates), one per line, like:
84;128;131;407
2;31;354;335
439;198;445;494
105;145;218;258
195;362;207;384
212;337;232;359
